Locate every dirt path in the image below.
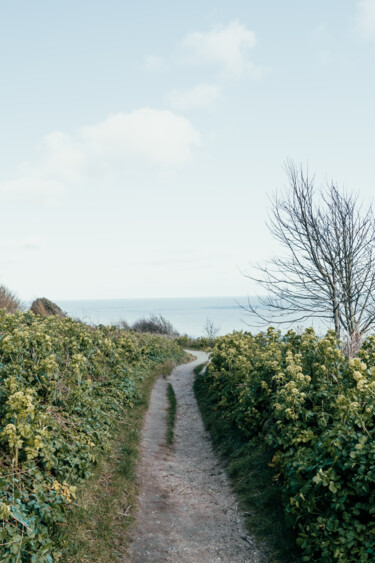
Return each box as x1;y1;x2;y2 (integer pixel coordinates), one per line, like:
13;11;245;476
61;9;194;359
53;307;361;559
125;351;267;563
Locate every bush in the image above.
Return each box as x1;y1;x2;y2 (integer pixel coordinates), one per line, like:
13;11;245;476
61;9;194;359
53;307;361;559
117;319;130;331
132;314;179;336
0;285;23;313
30;297;66;317
0;311;185;561
175;334;216;350
201;328;375;561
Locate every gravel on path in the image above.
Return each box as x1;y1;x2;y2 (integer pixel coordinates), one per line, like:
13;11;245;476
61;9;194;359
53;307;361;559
125;351;268;563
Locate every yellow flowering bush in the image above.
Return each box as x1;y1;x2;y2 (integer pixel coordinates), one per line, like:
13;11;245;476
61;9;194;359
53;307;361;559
0;310;184;561
203;328;375;561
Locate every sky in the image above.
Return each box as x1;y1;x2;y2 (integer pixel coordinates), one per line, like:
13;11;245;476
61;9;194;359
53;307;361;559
0;0;374;301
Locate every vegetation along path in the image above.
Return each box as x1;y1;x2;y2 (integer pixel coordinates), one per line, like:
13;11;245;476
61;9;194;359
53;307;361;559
126;351;266;562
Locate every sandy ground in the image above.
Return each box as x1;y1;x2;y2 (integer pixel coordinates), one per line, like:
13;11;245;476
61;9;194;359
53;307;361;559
125;351;267;562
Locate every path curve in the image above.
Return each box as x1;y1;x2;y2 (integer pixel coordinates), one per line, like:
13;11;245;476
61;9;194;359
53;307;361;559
126;351;266;562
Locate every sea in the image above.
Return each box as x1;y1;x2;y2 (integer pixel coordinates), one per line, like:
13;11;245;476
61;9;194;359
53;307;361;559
54;296;257;338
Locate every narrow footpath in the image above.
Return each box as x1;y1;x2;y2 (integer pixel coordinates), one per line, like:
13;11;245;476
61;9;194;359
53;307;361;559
125;351;267;563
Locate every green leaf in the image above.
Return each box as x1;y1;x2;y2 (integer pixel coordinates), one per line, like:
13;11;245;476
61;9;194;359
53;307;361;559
329;481;338;494
10;506;33;530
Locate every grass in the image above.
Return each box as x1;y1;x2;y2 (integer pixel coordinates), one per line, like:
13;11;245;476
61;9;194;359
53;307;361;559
61;358;183;562
193;363;299;563
165;383;177;445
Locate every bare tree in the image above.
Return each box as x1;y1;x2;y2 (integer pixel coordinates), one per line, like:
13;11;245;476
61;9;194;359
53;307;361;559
246;161;375;349
203;318;220;339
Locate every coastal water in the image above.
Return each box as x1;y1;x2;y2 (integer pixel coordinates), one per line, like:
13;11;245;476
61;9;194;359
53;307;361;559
55;296;256;337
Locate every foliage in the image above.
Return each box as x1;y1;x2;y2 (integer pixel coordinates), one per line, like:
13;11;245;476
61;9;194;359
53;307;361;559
201;328;375;562
0;310;185;561
194;361;297;562
117;319;130;331
166;383;177;445
30;298;65;318
63;352;180;562
0;286;23;314
175;334;216;350
131;314;179;336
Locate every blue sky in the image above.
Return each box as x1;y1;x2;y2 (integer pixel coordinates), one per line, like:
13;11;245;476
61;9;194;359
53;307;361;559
0;1;374;300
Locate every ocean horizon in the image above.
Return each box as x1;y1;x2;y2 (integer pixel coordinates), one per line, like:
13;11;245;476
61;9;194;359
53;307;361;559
53;296;256;338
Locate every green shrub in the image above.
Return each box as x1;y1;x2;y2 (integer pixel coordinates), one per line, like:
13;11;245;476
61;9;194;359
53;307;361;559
175;335;216;350
0;311;184;561
202;328;375;562
132;314;179;336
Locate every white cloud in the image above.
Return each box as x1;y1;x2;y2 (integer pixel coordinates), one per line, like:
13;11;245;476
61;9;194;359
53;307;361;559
182;21;258;77
42;131;85;184
356;0;375;39
142;54;168;71
81;109;201;165
167;83;220;110
0;109;201;202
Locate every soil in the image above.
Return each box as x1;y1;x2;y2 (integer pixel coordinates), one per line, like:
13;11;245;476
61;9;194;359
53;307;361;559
125;351;268;562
